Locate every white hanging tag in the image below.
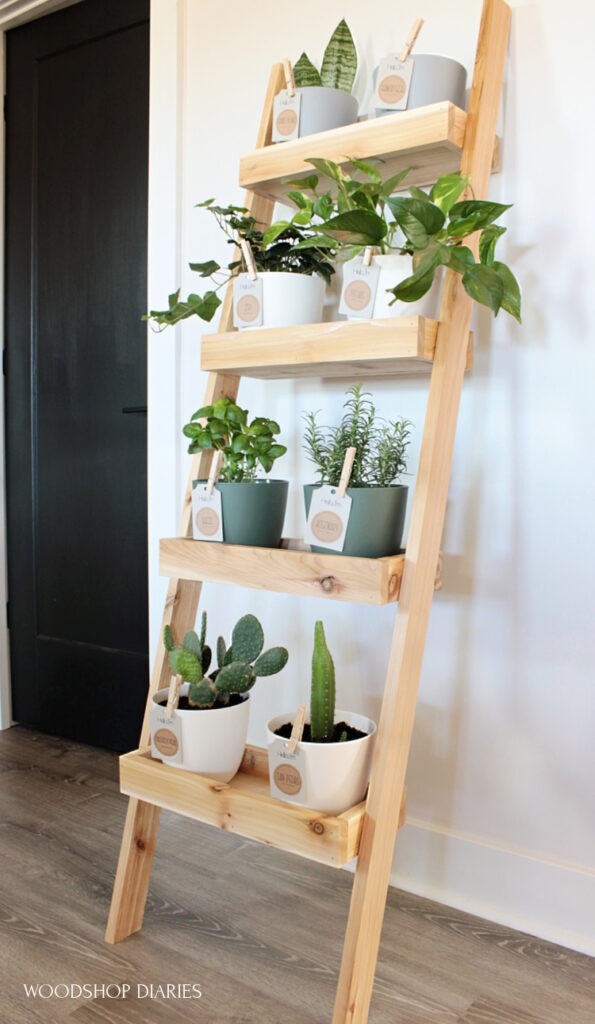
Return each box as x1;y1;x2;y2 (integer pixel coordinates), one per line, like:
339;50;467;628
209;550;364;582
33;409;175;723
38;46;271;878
233;273;263;328
269;738;307;804
339;257;381;318
374;54;414;110
272;88;301;142
305;485;352;552
192;480;224;542
151;703;183;765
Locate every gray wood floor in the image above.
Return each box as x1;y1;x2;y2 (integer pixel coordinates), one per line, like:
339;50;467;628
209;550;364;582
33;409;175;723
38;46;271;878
0;726;592;1024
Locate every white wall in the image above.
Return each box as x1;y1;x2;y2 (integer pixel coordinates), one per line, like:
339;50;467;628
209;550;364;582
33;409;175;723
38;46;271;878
147;0;595;955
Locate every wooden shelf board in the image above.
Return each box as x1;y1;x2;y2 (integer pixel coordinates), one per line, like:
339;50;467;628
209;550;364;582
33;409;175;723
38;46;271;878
160;538;404;605
119;745;406;868
239;102;469;202
201;316;473;380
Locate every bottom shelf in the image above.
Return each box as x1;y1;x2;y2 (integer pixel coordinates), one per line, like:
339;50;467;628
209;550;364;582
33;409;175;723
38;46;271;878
120;744;406;868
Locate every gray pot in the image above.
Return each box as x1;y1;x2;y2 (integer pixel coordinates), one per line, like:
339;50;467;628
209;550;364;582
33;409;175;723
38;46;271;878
195;479;288;548
373;54;467;117
298;86;358;137
304;484;408;559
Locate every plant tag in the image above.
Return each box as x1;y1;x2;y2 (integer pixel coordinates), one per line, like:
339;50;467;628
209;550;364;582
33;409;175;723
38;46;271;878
305;485;352;552
192;481;223;542
151;704;183;765
339;258;381;318
272;88;301;142
233;273;263;328
269;738;307;804
374;55;414;110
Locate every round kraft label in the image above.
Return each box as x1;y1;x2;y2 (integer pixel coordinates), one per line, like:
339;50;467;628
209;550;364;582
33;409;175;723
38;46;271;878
311;511;344;544
154;728;179;757
236;294;260;323
378;74;407;104
344;279;372;312
276;108;298;136
273;762;303;796
195;507;220;537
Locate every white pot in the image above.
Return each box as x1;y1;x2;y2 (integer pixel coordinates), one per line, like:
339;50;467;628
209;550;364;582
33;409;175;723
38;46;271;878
266;709;377;815
347;253;442;320
152;684;250;782
240;272;325;330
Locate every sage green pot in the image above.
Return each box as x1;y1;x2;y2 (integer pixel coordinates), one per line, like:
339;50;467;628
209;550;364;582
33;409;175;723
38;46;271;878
304;483;408;558
195;479;288;548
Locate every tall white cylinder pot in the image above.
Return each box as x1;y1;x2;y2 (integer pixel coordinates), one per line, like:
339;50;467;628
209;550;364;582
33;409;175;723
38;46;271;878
152;684;250;782
266;709;377;814
240;271;325;330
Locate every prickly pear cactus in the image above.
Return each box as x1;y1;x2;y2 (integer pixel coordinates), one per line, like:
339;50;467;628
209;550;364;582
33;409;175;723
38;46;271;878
310;620;335;742
231;614;264;663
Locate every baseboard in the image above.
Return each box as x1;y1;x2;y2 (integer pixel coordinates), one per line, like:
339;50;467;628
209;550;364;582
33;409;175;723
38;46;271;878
390;820;595;957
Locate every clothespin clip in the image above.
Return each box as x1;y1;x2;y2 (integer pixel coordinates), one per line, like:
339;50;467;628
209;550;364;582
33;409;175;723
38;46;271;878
239;238;258;281
206;450;222;496
282;58;296;97
287;704;307;754
400;17;424;62
337;446;357;498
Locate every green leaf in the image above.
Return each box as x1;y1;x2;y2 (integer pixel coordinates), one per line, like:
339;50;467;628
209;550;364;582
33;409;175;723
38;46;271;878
284;190;311;210
389;247;442;303
313;194;334;219
231;435;251;453
291;209;312;226
320;19;357;92
379;168;411;196
306;157;346;184
462;264;505;315
322;210;387;245
263;221;291;247
493;261;522;322
293;52;322;87
188;259;220;277
430;173;469;213
448;200;512;236
387;197;445;247
285;174;319;192
348;156;381;183
408;186;431;202
191;405;214;420
267;444;287;459
445;245;475;274
479;224;506;266
294;234;337;250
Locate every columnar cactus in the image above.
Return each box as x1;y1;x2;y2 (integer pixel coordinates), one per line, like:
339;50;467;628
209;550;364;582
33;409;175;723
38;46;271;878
310;620;336;741
164;612;288;709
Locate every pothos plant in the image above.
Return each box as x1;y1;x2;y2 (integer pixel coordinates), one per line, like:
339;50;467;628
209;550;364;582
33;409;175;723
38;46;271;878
283;159;521;322
183;397;286;483
145;200;335;329
293;19;357;94
303;384;411;488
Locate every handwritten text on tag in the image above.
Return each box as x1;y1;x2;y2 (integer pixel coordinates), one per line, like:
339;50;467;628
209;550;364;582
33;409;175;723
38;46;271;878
375;55;414;110
233;274;263;328
269;738;307;804
305;485;352;552
151;705;183;765
339;259;381;318
192;483;224;542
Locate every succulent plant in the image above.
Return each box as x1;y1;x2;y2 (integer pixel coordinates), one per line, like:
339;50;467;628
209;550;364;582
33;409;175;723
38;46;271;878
310;621;336;742
164;612;288;709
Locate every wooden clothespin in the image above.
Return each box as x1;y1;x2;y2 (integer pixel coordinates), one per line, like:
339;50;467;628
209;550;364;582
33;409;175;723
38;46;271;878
164;674;182;720
287;704;307;754
337;446;357;499
362;246;374;267
239;238;258;281
282;58;296;97
206;450;222;496
399;17;424;62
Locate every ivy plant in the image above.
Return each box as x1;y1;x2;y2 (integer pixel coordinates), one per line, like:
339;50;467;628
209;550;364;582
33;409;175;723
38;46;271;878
182;397;287;483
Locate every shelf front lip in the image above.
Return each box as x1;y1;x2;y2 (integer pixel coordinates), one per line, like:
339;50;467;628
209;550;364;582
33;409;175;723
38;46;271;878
119;746;367;867
119;746;406;867
201;316;443;381
159;538;404;605
239;101;467;201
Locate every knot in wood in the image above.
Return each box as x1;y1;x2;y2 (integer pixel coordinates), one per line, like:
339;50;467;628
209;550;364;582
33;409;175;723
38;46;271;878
135;838;146;851
319;576;336;593
310;820;325;835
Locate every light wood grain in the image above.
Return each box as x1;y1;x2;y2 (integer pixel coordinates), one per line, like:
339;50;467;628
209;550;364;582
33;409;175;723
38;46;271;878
159;538;404;605
240;101;469;202
202;316;473;379
118;747;406;869
332;3;512;1023
105;63;286;946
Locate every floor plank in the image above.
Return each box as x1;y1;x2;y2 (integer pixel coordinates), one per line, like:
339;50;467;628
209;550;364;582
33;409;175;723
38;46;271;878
0;726;593;1024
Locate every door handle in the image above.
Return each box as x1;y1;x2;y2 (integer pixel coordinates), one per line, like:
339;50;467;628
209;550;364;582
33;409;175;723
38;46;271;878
121;406;147;414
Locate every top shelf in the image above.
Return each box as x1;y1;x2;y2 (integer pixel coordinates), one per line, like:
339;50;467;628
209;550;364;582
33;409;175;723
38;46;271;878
240;102;473;203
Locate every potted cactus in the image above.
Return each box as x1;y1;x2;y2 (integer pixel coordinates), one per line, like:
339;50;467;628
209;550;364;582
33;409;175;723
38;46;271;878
185;396;289;548
266;621;376;814
303;385;412;558
284;20;359;138
153;612;288;781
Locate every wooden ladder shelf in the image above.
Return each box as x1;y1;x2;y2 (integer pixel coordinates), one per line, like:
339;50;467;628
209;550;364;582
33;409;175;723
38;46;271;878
105;3;511;1022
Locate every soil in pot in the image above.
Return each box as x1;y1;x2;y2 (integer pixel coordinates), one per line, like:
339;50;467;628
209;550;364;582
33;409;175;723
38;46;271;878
158;693;244;712
274;720;368;743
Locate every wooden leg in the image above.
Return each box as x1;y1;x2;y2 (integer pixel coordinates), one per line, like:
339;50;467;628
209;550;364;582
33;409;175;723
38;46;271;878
105;797;162;943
